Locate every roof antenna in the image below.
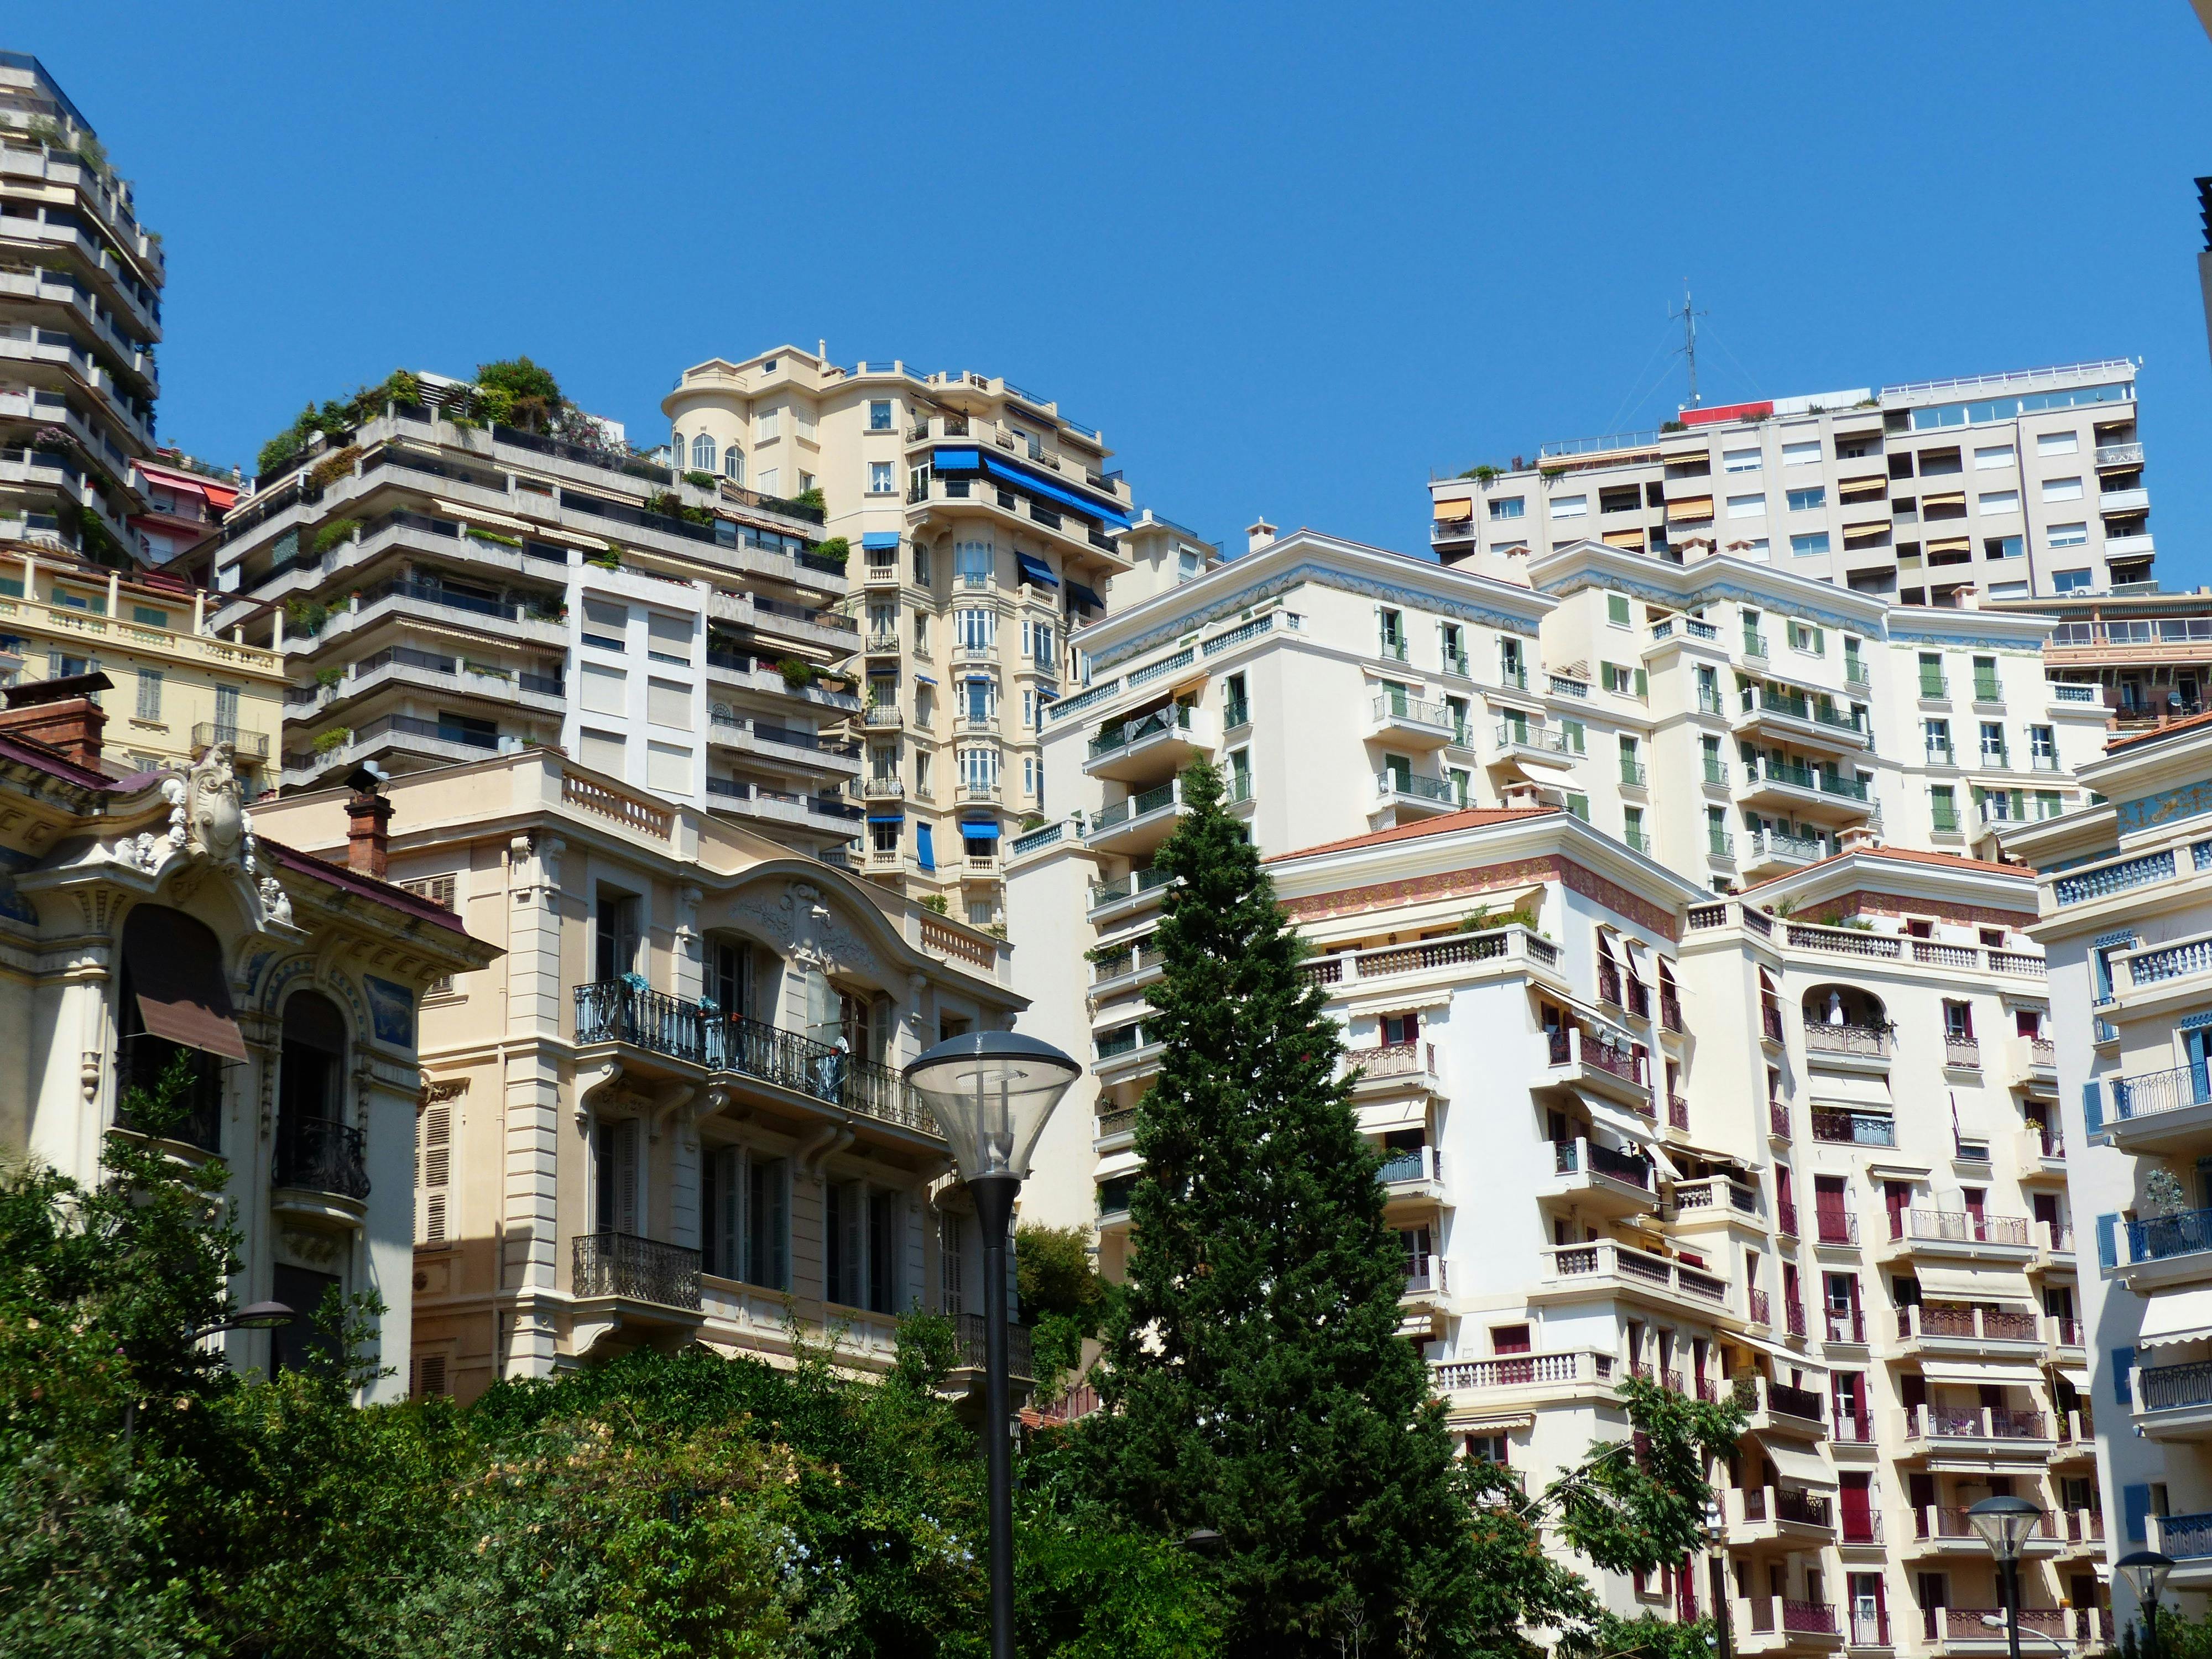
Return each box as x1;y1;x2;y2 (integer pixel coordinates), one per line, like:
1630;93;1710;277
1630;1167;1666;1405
1669;283;1707;409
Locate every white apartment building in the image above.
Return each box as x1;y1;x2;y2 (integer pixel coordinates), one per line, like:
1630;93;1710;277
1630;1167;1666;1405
2009;716;2212;1624
1006;525;2112;1651
206;382;869;862
251;747;1023;1404
1;52;166;570
662;349;1212;928
1430;361;2152;607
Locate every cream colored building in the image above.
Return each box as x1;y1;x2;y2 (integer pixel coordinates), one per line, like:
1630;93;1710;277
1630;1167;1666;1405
1430;361;2152;608
1004;524;2112;1652
0;543;284;781
0;692;491;1404
251;745;1025;1403
1;53;164;568
662;348;1211;929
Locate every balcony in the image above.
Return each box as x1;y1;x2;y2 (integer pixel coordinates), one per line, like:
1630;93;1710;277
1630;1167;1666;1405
1802;1020;1893;1063
1744;827;1826;876
1084;779;1187;856
1541;1024;1652;1109
191;721;270;763
1375;769;1460;816
1545;1136;1659;1217
571;1232;703;1334
1740;757;1871;817
947;1311;1034;1387
2052;846;2173;907
1813;1207;1859;1246
1536;1238;1730;1316
1366;692;1457;749
2104;1062;2212;1154
1378;1144;1446;1209
1084;702;1211;782
1086;863;1176;921
1670;1173;1763;1225
1887;1208;2036;1262
2007;1034;2057;1089
1733;1598;1841;1655
1342;1040;1444;1098
2151;1510;2212;1583
1735;1375;1829;1439
1734;686;1871;752
1921;1606;2072;1651
1811;1110;1896;1149
1489;721;1577;770
1401;1254;1449;1319
1730;1484;1836;1543
1908;1504;2061;1554
1430;1348;1618;1406
2115;1204;2212;1280
1901;1402;2052;1455
571;980;940;1145
271;1115;370;1224
2134;1358;2212;1440
1895;1302;2043;1358
1301;925;1562;994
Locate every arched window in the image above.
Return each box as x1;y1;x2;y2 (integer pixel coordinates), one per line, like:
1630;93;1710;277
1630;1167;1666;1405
671;430;685;463
722;445;743;483
276;991;366;1203
692;432;717;472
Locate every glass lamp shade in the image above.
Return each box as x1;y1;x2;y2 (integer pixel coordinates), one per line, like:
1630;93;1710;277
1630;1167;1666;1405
904;1031;1081;1185
2118;1550;2174;1604
1967;1494;2046;1563
231;1301;298;1329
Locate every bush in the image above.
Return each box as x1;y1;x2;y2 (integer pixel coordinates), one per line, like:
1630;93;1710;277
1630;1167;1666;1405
309;518;361;556
795;486;826;513
685;469;719;489
811;535;851;567
312;666;343;690
920;894;950;915
776;658;819;690
464;527;521;549
311;727;352;754
284;597;330;637
473;356;562;432
306;445;361;490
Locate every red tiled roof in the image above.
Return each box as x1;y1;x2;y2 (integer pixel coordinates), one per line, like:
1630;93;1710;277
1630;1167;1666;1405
1267;806;1558;862
2110;707;2212;751
1741;843;2025;891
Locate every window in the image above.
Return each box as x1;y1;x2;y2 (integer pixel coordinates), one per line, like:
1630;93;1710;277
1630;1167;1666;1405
1782;440;1822;466
1550;494;1588;519
2052;567;2092;592
956;608;995;650
1561;719;1586;754
1177;546;1201;581
132;604;168;628
1790;531;1830;556
1024;754;1042;800
134;669;162;721
1789;620;1825;655
596;886;641;981
1440;622;1467;672
1787;486;1825;512
1929;785;1959;834
756;466;779;495
959;747;999;791
912;544;932;586
2042;476;2084;503
1723;447;1762;473
1489;496;1525;520
1924;717;1953;762
1735;537;1770;560
1623;804;1645;851
1977;489;2019;515
2047;522;2088;549
1606;594;1631;627
690;432;716;472
868;461;894;493
722;446;743;482
2030;724;2056;765
1601;661;1646;697
646;611;691;664
582;597;627;653
646;679;691;729
1974;444;2016;470
1985;535;2023;560
868;399;892;431
2037;430;2080;456
1378;608;1406;659
1566;792;1590;822
1980;721;2007;765
956;539;993;586
1726;493;1765;519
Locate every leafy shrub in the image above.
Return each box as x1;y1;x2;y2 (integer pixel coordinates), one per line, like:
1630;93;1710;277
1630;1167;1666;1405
684;469;718;489
920;894;950;915
306;445;361;490
284;597;330;637
310;518;361;556
312;666;343;690
464;528;521;549
811;536;850;567
776;658;819;689
311;727;351;754
794;486;826;512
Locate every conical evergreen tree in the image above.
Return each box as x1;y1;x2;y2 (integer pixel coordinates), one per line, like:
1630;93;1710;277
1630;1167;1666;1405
1079;757;1477;1654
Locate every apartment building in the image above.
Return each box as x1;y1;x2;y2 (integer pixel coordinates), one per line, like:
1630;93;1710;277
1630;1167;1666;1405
1430;360;2151;607
1004;524;2109;1650
251;747;1023;1404
0;688;492;1404
205;381;869;860
1;53;166;568
1985;586;2212;739
0;541;283;777
2008;717;2212;1623
662;348;1196;928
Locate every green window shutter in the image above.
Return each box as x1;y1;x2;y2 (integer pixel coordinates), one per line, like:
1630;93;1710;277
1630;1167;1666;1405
1634;667;1648;698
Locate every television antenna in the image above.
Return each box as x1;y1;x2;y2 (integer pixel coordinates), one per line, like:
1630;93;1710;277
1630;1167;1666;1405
1670;283;1707;409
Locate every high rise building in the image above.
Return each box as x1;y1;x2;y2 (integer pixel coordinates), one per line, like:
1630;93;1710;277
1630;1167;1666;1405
662;349;1205;930
1985;586;2212;740
0;52;165;570
1428;360;2152;607
1007;527;2109;1647
2011;717;2212;1623
204;376;872;862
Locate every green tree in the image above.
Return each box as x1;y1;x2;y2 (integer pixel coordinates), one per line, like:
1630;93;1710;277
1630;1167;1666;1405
475;356;564;432
1014;1224;1104;1397
1074;757;1476;1655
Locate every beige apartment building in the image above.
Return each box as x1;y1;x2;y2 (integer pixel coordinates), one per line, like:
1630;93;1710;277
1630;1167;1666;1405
205;377;867;861
251;745;1024;1403
1005;525;2110;1651
1984;585;2212;739
662;348;1211;929
1429;360;2151;607
1;53;165;568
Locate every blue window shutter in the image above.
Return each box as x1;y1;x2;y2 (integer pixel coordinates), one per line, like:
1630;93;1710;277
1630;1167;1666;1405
2084;1080;2104;1134
2098;1213;2120;1271
2114;1345;2136;1406
2124;1483;2152;1543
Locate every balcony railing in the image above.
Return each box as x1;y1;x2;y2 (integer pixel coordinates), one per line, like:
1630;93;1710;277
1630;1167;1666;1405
1901;1303;2040;1343
572;1231;701;1310
1770;1099;1791;1138
192;721;269;759
1803;1020;1892;1058
2125;1205;2212;1265
1349;1040;1437;1083
2138;1358;2212;1413
273;1114;370;1200
1811;1110;1895;1147
2158;1510;2212;1560
1554;1137;1650;1191
2055;847;2175;906
1432;1349;1614;1393
1376;769;1455;804
951;1312;1032;1381
1928;1609;2070;1644
2110;1062;2212;1123
1824;1307;1867;1345
1891;1208;2032;1247
1089;701;1193;759
572;980;938;1136
1814;1207;1858;1245
1090;780;1181;833
1906;1403;2047;1442
1378;1144;1443;1186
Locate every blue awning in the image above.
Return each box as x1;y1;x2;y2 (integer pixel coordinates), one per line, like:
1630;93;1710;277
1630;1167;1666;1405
915;674;937;685
959;820;1003;841
1016;552;1058;588
978;453;1132;526
932;446;982;473
867;811;904;824
916;822;936;871
861;531;900;550
1068;582;1105;611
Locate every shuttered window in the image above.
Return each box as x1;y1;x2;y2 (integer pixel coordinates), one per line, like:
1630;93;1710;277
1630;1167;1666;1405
419;1099;452;1244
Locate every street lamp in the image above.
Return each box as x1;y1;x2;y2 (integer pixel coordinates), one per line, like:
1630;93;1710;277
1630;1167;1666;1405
1968;1495;2046;1659
1704;1489;1733;1659
904;1030;1081;1659
196;1301;298;1339
2119;1549;2174;1659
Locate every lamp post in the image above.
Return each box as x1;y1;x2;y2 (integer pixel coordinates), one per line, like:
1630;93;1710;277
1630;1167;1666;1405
128;1301;296;1452
904;1030;1081;1659
2118;1549;2174;1659
1704;1489;1733;1659
1968;1495;2046;1659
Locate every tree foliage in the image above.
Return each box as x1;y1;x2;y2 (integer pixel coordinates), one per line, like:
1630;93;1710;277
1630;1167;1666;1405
1014;1224;1104;1397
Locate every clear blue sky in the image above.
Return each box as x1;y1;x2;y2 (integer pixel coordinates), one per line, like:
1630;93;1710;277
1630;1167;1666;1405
28;3;2212;583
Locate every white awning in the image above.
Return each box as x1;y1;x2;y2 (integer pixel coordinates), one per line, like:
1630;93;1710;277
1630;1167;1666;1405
2139;1285;2212;1349
432;498;534;533
1356;1098;1429;1135
1761;1441;1839;1488
1807;1072;1893;1109
1949;1087;1993;1139
1921;1358;2044;1386
1730;1331;1829;1379
2056;1365;2094;1393
1916;1263;2035;1302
